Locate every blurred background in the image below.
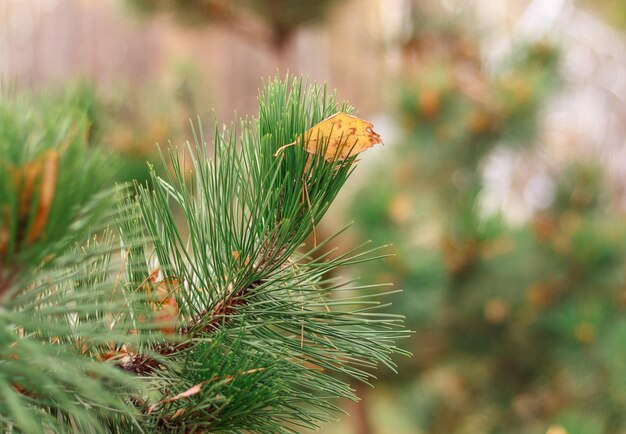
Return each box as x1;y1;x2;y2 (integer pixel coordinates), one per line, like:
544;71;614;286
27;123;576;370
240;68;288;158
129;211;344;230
2;0;626;433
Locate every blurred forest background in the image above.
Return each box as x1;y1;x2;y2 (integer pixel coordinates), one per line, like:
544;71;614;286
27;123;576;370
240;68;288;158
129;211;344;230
2;0;626;433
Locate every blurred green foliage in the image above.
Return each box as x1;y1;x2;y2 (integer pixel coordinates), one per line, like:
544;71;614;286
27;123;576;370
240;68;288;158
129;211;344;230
0;91;112;267
0;87;160;434
348;7;626;433
59;82;155;185
44;64;209;186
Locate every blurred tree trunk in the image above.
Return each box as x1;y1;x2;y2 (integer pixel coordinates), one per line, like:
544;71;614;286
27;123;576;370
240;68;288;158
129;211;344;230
352;383;374;434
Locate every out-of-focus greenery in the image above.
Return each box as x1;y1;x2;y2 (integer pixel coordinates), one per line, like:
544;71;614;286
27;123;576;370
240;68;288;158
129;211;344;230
0;88;161;434
51;65;209;185
60;82;157;185
348;6;626;433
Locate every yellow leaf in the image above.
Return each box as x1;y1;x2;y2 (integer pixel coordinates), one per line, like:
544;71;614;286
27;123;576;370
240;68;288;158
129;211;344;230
277;112;383;162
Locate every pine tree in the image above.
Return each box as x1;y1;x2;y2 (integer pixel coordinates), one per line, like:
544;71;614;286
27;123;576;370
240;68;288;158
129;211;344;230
0;76;407;433
0;89;153;433
348;5;626;433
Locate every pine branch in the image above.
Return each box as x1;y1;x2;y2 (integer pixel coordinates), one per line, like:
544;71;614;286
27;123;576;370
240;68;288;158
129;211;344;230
0;93;167;433
1;76;407;433
113;75;409;432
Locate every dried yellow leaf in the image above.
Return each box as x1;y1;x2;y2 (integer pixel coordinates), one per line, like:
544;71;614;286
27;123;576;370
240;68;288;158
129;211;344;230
276;112;383;162
304;112;382;161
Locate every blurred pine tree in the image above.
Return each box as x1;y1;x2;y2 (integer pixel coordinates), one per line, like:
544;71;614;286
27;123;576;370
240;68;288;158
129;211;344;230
348;4;626;433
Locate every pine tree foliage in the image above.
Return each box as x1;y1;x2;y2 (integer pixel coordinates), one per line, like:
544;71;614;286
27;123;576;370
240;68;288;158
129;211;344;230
0;77;407;433
347;7;626;433
124;77;408;432
0;93;157;433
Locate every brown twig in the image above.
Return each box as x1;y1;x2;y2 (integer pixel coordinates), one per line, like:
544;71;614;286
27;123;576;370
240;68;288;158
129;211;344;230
119;273;265;375
120;183;301;375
